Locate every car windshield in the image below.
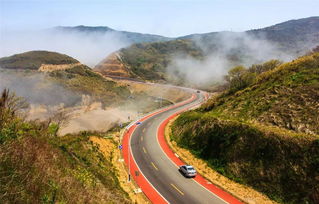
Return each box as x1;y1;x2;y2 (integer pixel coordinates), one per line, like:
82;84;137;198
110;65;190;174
187;167;195;171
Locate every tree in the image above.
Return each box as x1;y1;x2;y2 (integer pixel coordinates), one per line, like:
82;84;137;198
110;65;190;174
249;59;282;74
225;66;255;92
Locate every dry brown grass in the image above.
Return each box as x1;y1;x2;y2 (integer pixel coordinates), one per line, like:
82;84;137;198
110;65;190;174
165;117;278;204
90;134;150;204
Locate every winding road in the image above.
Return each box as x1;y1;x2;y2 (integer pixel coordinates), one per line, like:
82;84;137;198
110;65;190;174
122;89;242;204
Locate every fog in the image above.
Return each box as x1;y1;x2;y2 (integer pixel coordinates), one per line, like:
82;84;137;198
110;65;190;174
0;70;81;106
167;32;294;87
0;28;130;67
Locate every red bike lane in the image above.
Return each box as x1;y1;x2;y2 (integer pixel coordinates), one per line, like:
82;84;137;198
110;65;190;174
122;93;243;204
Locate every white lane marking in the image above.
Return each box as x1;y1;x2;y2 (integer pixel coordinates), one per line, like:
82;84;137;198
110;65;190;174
170;183;184;196
143;147;147;154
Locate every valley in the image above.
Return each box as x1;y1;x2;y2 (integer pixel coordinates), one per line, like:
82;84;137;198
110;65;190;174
1;12;319;204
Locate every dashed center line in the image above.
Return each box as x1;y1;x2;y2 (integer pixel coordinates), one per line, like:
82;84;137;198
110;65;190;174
170;183;184;195
143;147;147;154
151;162;159;171
142;128;146;133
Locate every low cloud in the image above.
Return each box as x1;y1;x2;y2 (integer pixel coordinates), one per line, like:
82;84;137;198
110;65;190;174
167;32;294;87
0;28;130;67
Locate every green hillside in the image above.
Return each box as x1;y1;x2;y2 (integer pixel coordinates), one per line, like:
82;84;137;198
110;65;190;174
171;53;319;203
0;89;131;203
118;39;203;81
0;51;79;70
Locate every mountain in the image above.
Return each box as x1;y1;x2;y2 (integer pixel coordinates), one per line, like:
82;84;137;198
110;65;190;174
170;52;319;203
247;16;319;50
0;51;79;70
55;25;172;44
94;17;319;87
94;40;203;81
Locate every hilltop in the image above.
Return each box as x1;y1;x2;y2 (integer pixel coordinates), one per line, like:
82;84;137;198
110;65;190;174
170;52;319;203
0;51;79;70
55;25;172;44
95;16;319;87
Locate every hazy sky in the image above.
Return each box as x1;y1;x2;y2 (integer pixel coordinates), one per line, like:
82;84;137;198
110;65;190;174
1;0;318;37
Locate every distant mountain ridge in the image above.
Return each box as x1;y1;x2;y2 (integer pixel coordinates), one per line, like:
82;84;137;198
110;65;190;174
94;16;319;85
54;25;172;44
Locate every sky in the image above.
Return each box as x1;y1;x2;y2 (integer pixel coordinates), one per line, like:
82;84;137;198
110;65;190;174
1;0;319;37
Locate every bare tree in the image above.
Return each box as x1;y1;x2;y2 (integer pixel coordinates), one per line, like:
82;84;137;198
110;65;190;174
49;108;70;136
0;89;29;128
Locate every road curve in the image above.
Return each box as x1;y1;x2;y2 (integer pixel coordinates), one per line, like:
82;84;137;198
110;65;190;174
122;90;242;204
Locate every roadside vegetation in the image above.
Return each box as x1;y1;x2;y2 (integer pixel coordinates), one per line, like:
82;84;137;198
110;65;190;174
0;89;131;203
171;51;319;203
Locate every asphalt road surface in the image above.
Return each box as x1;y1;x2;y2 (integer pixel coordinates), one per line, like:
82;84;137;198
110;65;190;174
130;91;228;204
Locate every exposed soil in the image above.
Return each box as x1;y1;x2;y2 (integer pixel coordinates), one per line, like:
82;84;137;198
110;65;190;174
39;63;81;72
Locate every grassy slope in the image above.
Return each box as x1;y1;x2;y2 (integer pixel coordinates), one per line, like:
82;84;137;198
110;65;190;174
119;39;203;81
171;53;319;203
0;115;131;203
0;51;79;70
202;53;319;134
49;64;172;111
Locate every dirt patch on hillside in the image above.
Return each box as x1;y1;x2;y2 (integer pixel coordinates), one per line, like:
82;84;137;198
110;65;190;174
95;52;130;77
39;63;81;72
90;135;150;204
165;117;278;204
